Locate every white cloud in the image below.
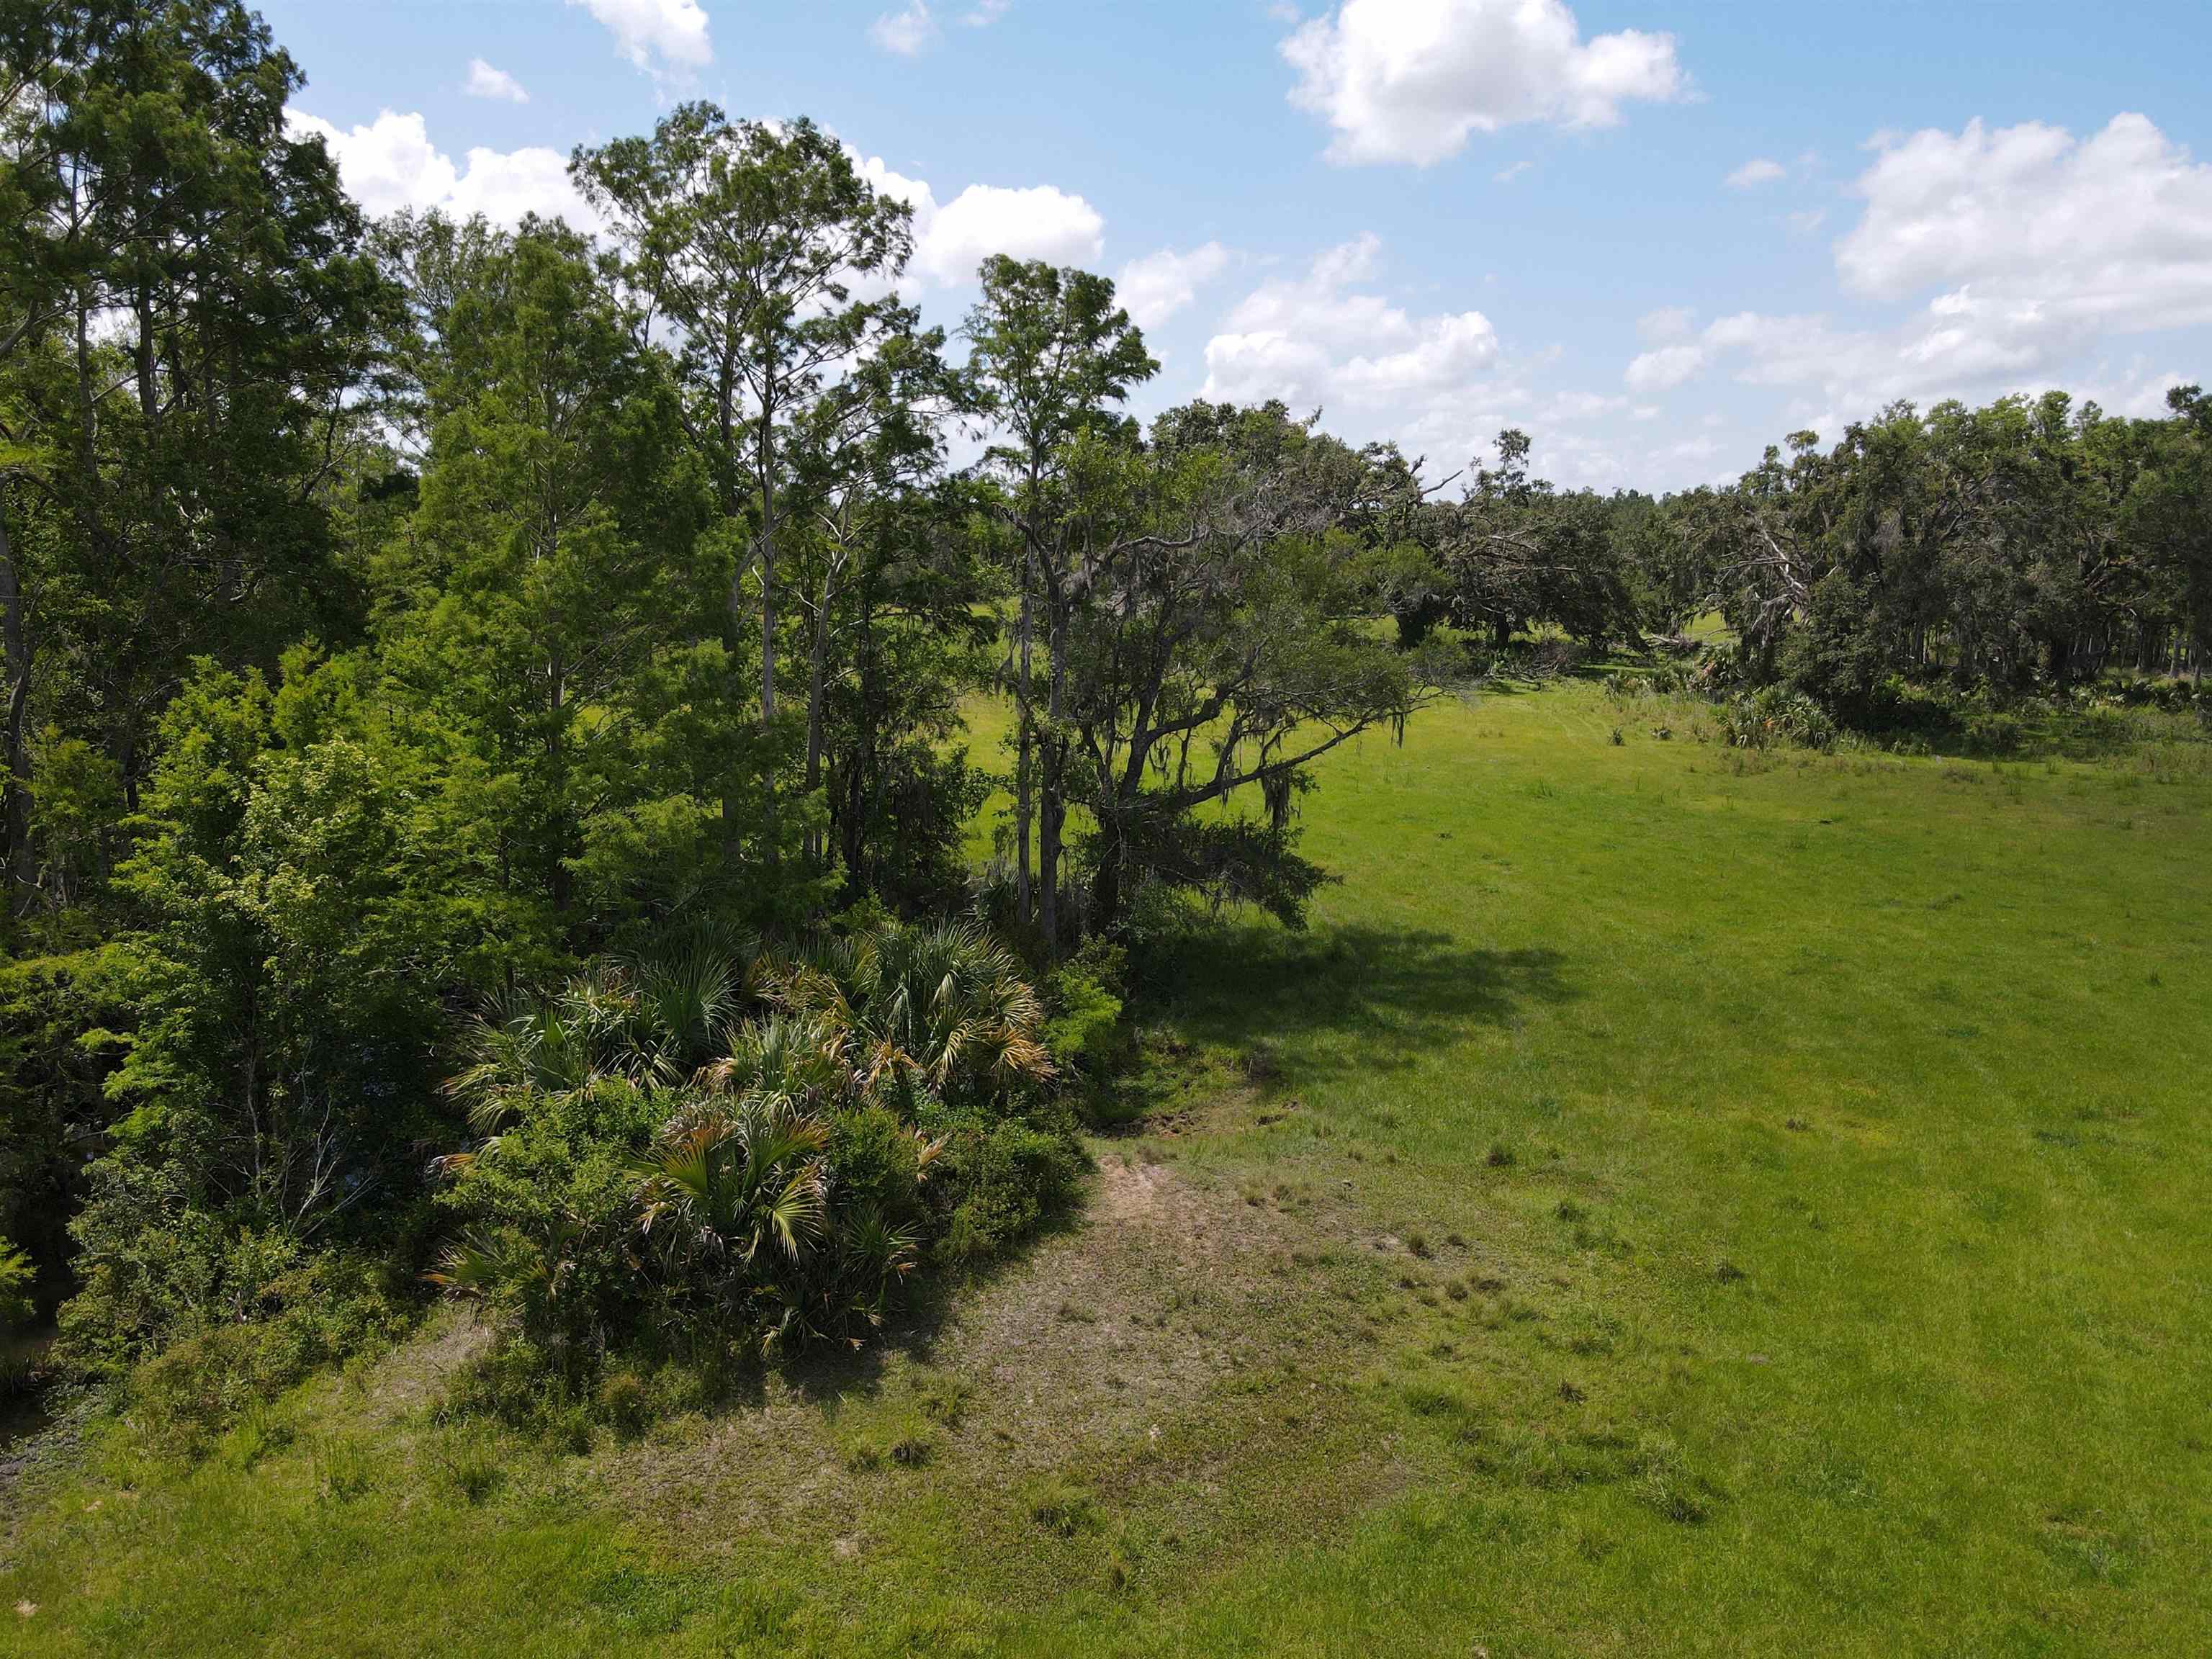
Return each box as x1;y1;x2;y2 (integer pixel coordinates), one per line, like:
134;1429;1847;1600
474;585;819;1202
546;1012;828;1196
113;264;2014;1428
871;1;937;55
1637;305;1694;343
2080;360;2190;420
1540;390;1629;422
1282;0;1684;167
920;185;1102;285
1116;243;1231;331
1493;160;1533;184
568;0;711;78
1201;234;1502;447
1725;156;1785;189
863;163;1103;288
1678;113;2212;421
963;0;1012;22
287;109;601;231
1624;342;1705;391
1839;113;2212;333
464;59;529;104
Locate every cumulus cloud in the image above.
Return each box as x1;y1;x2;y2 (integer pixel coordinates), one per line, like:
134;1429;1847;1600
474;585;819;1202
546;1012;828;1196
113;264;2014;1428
567;0;711;78
287;109;601;231
1116;243;1231;331
1282;0;1684;166
1725;156;1784;189
464;59;529;104
1839;113;2212;332
857;156;1105;288
1624;342;1705;391
1635;112;2212;428
871;1;938;55
872;0;1009;55
920;186;1103;284
1200;233;1503;455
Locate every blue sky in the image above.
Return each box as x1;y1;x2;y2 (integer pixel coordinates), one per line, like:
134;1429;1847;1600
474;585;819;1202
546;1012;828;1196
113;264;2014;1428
269;0;2212;491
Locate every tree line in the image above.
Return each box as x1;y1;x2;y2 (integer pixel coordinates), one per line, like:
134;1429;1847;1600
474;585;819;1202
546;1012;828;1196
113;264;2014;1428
1374;397;2211;712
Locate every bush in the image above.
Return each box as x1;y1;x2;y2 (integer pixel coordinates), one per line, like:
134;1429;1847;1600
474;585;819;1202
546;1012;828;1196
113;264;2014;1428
428;919;1080;1401
1044;941;1130;1081
927;1108;1086;1268
0;1238;32;1328
1722;687;1838;751
122;1254;408;1457
1961;709;2026;756
1781;568;1889;715
594;1368;653;1439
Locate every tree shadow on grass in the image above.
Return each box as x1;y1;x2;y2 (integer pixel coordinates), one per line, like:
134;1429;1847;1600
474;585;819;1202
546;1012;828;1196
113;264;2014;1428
773;1206;1092;1406
1143;922;1575;1082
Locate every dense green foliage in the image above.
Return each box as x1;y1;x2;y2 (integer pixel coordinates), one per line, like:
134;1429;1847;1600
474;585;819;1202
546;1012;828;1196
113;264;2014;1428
428;922;1076;1394
0;1;1442;1398
1375;393;2211;734
1668;390;2212;706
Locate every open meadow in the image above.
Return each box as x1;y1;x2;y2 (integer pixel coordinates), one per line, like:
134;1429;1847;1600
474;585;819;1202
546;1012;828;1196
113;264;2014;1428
6;678;2207;1658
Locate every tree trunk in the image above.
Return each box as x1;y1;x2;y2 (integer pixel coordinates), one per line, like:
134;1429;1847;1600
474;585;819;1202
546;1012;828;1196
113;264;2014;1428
1040;585;1065;961
803;554;836;868
757;415;780;873
548;647;570;917
0;491;33;917
716;360;744;876
844;580;878;892
1014;562;1033;925
1088;819;1124;940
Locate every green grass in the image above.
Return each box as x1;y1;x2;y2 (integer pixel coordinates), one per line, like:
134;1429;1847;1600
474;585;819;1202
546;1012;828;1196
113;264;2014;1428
6;679;2210;1655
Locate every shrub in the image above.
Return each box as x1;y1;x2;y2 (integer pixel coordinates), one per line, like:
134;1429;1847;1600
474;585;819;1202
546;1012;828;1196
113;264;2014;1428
1780;567;1889;714
1961;709;2026;756
0;1238;32;1328
120;1254;408;1457
928;1109;1085;1267
1044;940;1130;1081
828;1105;928;1225
594;1369;653;1439
428;918;1079;1399
1722;687;1838;751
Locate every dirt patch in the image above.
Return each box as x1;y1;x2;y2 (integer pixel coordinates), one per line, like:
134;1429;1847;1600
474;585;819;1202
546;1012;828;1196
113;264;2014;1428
349;1307;495;1430
1094;1155;1168;1222
596;1144;1367;1555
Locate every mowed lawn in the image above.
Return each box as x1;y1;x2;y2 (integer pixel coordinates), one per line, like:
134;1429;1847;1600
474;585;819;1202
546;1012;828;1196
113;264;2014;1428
5;681;2208;1657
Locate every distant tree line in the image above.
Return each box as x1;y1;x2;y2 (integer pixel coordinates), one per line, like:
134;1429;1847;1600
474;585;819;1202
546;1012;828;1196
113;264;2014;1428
1371;391;2209;723
1665;390;2212;711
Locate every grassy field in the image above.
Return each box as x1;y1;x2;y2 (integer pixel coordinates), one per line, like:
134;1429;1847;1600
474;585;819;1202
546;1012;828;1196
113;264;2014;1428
5;678;2209;1657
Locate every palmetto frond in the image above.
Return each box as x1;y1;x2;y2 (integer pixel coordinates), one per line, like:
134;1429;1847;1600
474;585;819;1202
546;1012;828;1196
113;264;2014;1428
631;1099;830;1272
767;919;1056;1104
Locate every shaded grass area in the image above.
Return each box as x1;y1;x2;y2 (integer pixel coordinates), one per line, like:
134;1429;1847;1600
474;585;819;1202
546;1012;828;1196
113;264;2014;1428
6;680;2210;1655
